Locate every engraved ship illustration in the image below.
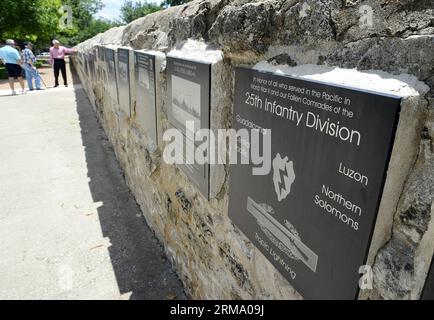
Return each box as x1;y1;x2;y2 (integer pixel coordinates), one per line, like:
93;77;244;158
246;196;318;273
172;95;200;119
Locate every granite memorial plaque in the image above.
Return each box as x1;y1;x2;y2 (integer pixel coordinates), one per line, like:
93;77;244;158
228;67;401;299
422;258;434;299
97;45;105;62
104;47;118;103
134;51;157;144
167;57;211;198
117;48;131;115
84;54;89;77
88;53;95;78
95;46;104;81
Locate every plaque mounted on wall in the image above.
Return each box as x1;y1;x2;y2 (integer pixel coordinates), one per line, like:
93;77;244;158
104;47;119;103
85;54;90;80
166;56;211;198
228;67;401;299
97;45;105;62
117;48;131;116
134;51;157;144
422;257;434;299
87;53;95;79
95;46;104;82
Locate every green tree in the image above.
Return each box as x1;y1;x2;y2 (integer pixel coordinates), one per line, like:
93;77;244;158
57;18;119;46
162;0;191;8
120;0;162;24
60;0;103;32
56;0;118;46
0;0;62;46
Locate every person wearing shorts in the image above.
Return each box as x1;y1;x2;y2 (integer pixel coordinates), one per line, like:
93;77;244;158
0;39;25;95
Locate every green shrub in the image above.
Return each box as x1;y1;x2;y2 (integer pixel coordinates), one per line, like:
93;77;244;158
35;61;43;68
0;67;7;79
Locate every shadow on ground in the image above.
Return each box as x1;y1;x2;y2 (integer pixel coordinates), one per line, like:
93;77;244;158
68;63;186;300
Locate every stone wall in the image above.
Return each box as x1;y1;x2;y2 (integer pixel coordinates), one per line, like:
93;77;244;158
72;0;434;299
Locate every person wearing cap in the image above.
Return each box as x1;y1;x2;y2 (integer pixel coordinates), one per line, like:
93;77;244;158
49;40;76;87
0;39;25;95
22;42;43;91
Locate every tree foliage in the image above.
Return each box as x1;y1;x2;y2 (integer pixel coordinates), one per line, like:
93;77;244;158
0;0;62;45
0;0;117;47
57;0;119;46
0;0;192;48
60;0;103;33
120;0;162;24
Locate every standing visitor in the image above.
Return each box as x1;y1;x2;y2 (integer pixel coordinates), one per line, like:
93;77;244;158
49;40;76;87
22;42;43;91
0;39;26;95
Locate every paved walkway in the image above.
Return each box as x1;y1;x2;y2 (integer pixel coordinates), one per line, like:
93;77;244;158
0;66;185;299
